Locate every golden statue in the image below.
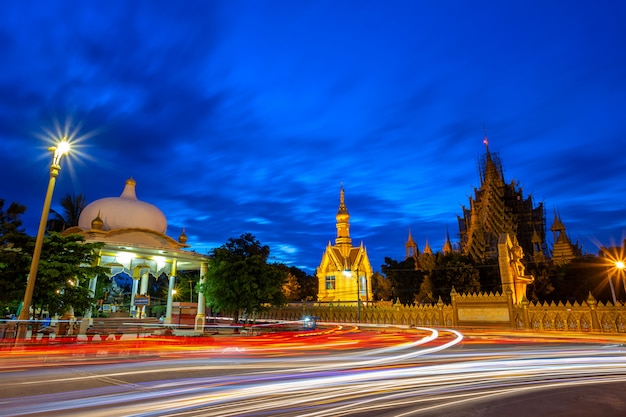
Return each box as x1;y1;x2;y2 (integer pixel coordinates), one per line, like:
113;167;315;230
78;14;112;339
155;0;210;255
498;234;534;305
510;244;534;304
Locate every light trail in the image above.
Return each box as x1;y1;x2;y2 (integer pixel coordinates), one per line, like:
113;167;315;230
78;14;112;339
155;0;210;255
0;328;625;416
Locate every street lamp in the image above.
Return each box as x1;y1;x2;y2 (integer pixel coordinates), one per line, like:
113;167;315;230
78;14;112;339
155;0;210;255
615;260;626;302
604;259;626;306
17;139;71;339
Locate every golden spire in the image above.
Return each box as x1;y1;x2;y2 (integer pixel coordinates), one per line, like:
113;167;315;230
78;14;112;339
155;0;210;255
335;183;352;255
336;183;349;222
423;239;432;255
178;227;188;244
405;227;418;259
91;210;103;230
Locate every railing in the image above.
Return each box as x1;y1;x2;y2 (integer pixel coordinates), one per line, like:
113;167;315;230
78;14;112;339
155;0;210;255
258;294;626;335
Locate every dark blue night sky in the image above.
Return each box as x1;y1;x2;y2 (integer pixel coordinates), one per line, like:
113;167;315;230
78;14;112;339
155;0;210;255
1;0;625;273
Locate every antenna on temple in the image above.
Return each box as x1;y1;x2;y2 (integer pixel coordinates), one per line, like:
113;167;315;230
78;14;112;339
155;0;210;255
482;124;489;149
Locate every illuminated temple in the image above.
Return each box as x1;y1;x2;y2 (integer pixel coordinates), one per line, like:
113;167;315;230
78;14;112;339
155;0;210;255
456;134;580;264
63;178;209;330
405;133;581;266
316;186;373;304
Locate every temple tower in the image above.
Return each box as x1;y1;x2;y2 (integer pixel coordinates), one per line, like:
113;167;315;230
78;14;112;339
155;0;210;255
405;228;419;261
316;186;373;305
551;210;581;265
458;132;547;262
442;229;453;255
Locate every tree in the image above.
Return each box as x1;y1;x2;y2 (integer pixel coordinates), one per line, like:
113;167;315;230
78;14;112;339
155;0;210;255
0;199;32;313
526;260;554;302
381;257;423;306
295;268;318;302
1;198;106;319
282;272;301;302
32;232;106;317
476;258;502;294
47;193;86;232
370;271;392;301
277;264;318;302
416;252;436;304
416;275;435;304
199;233;287;322
546;255;613;304
429;253;481;303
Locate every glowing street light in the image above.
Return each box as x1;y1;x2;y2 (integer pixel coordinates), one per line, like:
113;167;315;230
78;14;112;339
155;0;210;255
599;245;626;306
16;139;70;339
606;259;626;306
615;260;626;298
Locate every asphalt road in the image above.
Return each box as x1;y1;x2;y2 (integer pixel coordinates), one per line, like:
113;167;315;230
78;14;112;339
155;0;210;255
1;327;625;416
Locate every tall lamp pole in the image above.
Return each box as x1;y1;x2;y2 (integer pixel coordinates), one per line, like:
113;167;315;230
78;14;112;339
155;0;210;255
17;140;70;339
616;260;625;302
608;275;618;305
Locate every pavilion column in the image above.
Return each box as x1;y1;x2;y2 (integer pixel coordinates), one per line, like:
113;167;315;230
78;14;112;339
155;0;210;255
195;261;208;332
140;270;150;296
84;275;98;319
165;260;177;325
130;279;139;316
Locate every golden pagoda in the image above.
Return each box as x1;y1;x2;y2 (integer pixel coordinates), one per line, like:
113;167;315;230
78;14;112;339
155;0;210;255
316;186;373;305
550;210;582;265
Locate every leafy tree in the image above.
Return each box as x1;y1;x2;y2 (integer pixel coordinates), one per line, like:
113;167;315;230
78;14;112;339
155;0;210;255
429;253;481;303
416;274;435;304
47;193;86;232
526;260;554;302
381;257;423;306
370;271;392;301
475;258;501;294
199;233;287;321
32;232;106;317
417;252;436;273
295;268;318;302
277;265;317;302
546;255;615;304
415;252;436;304
282;272;301;302
1;198;106;319
0;199;32;313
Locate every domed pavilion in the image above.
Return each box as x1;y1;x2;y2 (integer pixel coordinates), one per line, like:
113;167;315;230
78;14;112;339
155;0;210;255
63;178;209;330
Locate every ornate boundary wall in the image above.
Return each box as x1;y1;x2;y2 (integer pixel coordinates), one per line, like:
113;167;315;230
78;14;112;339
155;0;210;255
259;290;626;335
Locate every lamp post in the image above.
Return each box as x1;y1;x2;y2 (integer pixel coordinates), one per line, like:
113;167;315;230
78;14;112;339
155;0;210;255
615;260;625;303
17;140;70;340
606;258;626;306
608;274;618;305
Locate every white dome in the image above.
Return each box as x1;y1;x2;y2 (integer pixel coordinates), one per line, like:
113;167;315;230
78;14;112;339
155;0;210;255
78;178;167;233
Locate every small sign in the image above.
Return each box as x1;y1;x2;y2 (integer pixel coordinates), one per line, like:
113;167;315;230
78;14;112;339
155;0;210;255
134;296;150;306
